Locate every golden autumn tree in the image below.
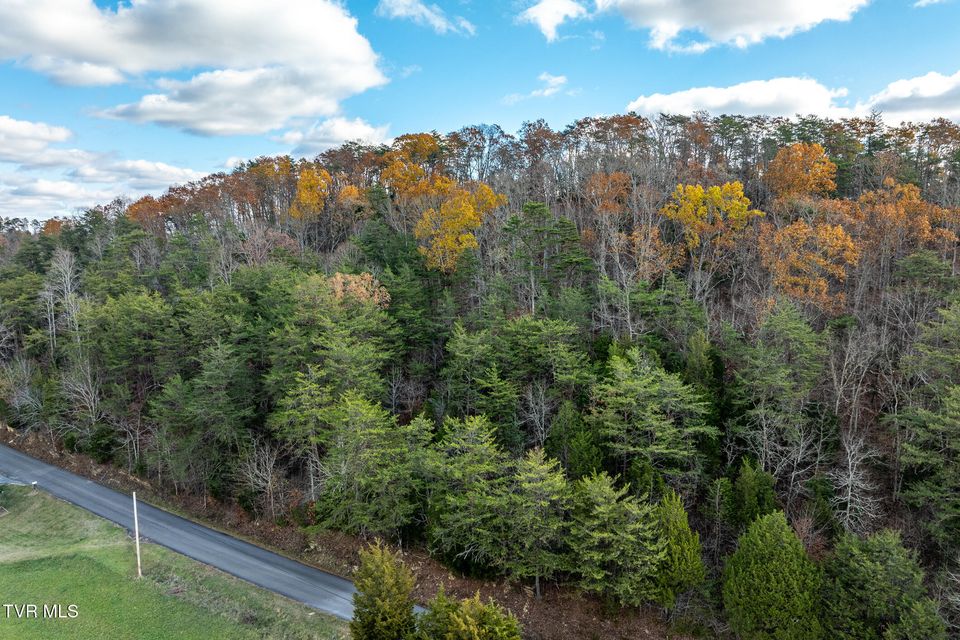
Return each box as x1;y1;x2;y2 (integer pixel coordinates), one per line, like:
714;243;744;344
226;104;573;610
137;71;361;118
759;220;860;311
290;164;332;221
766;142;837;199
414;180;505;273
850;178;959;294
338;184;364;209
379;132;505;272
381;133;445;232
660;181;764;301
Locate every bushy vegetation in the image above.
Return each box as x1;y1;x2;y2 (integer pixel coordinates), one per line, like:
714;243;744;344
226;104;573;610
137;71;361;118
353;543;521;640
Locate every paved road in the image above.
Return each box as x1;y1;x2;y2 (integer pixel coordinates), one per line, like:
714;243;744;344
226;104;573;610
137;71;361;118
0;444;356;620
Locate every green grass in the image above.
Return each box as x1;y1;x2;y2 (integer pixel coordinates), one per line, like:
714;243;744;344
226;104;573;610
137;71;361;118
0;486;349;640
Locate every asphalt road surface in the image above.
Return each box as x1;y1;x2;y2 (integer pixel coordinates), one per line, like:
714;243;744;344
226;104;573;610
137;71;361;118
0;444;356;620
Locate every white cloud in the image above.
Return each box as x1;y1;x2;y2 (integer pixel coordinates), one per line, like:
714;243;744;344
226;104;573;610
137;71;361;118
862;70;960;123
0;114;204;219
67;160;205;190
520;0;588;42
523;0;869;51
0;115;97;168
376;0;476;35
0;1;386;136
223;157;248;171
914;0;947;6
0;175;119;219
625;70;960;124
626;77;852;118
100;67;353;136
281;117;391;156
503;72;570;105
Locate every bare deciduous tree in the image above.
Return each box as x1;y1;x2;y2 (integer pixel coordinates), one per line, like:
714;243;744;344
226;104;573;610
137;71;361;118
829;430;882;534
235;439;286;520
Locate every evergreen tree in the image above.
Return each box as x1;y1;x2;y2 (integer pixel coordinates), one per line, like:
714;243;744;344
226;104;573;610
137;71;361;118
729;301;827;494
734;458;778;527
723;511;822;640
896;301;960;556
474;364;521;449
500;448;568;597
900;385;960;556
545;400;601;479
568;472;665;607
822;530;946;640
428;415;510;568
150;340;254;495
588;347;715;489
504;201;591;316
266;273;394;402
655;489;706;608
351;541;417;640
268;365;334;452
317;393;432;537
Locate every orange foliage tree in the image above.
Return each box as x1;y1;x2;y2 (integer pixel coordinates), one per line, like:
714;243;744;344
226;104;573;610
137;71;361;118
40;218;65;236
759;220;860;311
328;272;391;308
381;133;446;231
766;142;837;199
379;132;505;272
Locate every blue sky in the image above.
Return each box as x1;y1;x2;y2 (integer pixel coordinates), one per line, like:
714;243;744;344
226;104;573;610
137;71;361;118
2;0;960;219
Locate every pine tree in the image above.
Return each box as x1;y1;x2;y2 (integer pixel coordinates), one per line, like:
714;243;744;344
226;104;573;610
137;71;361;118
898;302;960;557
500;448;568;597
428;415;509;568
723;511;822;639
729;301;826;493
734;458;777;527
569;472;665;607
900;385;960;557
545;400;601;479
655;489;706;608
474;363;521;449
588;347;715;489
350;541;417;640
822;530;946;640
316;393;432;537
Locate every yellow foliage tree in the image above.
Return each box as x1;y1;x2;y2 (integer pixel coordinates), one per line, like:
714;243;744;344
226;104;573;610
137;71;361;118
381;133;447;232
766;142;837;199
759;220;860;311
414;182;505;273
290;164;332;221
660;181;764;300
338;184;364;208
661;182;763;250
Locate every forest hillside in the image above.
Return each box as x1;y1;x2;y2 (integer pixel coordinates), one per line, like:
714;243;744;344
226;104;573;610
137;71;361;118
2;112;960;638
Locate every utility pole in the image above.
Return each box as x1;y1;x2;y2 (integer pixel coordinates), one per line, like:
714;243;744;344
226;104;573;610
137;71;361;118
132;491;142;578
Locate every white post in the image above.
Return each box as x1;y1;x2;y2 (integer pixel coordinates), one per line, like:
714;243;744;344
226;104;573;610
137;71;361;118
132;491;142;579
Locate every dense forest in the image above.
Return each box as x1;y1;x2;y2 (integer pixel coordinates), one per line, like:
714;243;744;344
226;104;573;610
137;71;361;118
3;111;960;638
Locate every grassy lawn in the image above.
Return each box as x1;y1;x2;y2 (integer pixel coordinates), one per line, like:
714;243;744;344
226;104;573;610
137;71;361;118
0;485;349;640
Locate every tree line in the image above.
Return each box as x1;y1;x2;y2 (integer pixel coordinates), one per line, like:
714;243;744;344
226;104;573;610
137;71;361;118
2;111;960;637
